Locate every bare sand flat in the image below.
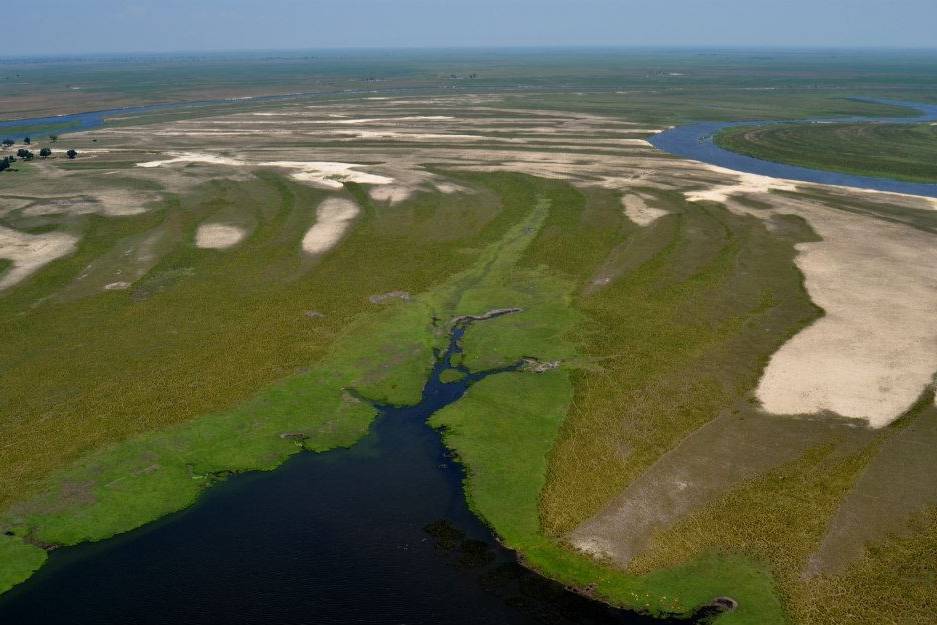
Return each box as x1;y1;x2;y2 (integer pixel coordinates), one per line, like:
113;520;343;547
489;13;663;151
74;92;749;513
195;224;246;249
621;193;668;226
682;166;937;427
569;412;869;566
260;161;394;189
302;197;360;254
369;185;414;205
685;169;799;203
136;152;246;168
0;226;78;291
754;201;937;427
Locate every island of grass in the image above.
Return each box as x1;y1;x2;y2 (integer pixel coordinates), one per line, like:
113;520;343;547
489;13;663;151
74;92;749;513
715;122;937;183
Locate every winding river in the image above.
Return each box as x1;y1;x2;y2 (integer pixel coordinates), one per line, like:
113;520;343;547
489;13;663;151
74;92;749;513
649;98;937;198
5;95;936;198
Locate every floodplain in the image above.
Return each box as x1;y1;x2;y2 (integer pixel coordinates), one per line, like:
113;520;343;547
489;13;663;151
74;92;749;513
1;50;937;625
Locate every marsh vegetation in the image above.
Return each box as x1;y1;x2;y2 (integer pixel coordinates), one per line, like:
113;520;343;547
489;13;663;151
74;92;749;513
2;52;937;625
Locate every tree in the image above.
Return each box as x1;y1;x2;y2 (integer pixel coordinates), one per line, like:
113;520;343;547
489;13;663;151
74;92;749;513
66;149;78;159
16;148;33;159
48;134;59;143
39;147;52;158
23;136;30;145
1;139;13;148
0;157;9;172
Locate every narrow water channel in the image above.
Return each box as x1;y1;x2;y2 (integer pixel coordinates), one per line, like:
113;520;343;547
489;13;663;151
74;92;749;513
0;320;695;625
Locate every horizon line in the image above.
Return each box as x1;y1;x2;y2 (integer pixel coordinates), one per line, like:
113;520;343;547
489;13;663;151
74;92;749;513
4;44;937;62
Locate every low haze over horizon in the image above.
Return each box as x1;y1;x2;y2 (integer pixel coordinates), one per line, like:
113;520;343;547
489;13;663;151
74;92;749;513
9;0;937;56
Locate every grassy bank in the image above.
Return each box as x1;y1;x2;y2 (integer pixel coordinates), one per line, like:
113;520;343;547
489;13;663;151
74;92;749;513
428;182;819;624
0;170;540;593
715;122;937;183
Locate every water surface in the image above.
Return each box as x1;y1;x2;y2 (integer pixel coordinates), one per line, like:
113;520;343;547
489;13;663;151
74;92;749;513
0;323;689;625
649;98;937;198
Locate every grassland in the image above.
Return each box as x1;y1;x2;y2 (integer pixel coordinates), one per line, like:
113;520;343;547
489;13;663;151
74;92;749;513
2;73;937;625
0;172;609;590
715;122;937;183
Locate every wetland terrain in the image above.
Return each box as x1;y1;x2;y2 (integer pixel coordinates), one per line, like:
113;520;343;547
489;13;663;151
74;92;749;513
1;49;936;625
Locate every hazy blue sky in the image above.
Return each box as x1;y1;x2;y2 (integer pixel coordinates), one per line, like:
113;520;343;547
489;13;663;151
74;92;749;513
10;0;937;55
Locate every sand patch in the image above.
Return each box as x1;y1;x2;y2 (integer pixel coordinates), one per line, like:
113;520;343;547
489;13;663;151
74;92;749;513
676;166;937;427
332;130;484;142
195;224;246;250
570;412;869;566
747;200;937;427
685;169;798;203
260;161;394;190
621;193;668;226
368;185;414;205
0;226;78;290
136;152;246;168
302;197;360;254
331;116;455;124
23;190;158;218
808;403;937;575
434;182;468;194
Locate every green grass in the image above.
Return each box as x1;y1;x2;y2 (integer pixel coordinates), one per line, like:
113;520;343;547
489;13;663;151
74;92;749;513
438;369;466;384
0;172;791;622
0;122;76;142
2;297;435;545
0;170;532;510
0;535;46;598
715;122;937;183
430;368;784;624
534;192;821;537
3;75;936;621
0;171;570;594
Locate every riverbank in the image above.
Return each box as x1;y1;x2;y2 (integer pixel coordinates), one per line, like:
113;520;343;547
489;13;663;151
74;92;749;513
714;121;937;184
649;99;937;198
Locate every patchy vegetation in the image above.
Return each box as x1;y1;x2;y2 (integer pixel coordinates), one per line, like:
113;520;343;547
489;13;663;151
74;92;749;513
2;75;937;624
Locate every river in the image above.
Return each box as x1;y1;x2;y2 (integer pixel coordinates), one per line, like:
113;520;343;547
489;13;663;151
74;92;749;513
649;98;937;199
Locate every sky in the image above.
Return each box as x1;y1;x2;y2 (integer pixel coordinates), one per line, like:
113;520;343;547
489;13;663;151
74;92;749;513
9;0;937;55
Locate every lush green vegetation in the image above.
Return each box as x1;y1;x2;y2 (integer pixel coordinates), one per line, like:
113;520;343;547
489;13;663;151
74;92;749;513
716;122;937;183
0;170;536;591
3;54;937;621
5;48;935;126
0;171;797;623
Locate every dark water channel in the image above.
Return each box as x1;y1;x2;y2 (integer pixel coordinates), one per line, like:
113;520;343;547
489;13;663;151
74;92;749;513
0;321;700;625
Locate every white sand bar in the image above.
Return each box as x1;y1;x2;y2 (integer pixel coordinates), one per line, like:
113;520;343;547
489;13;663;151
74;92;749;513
136;152;246;168
622;194;668;226
261;161;394;190
686;170;798;203
369;185;414;205
0;226;78;290
302;198;360;254
195;224;246;249
755;205;937;427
